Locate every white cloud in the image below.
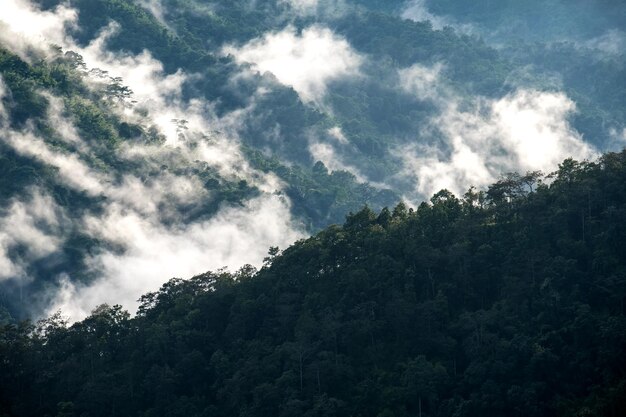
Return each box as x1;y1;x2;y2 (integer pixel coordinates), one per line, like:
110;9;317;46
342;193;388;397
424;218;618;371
0;78;8;123
308;140;367;182
5;131;106;195
1;94;304;320
401;0;448;30
0;0;77;60
398;62;444;100
0;112;303;320
108;173;207;218
76;22;278;188
0;190;64;281
223;25;363;103
81;22;186;110
327;126;349;144
396;87;597;198
43;93;86;148
401;0;474;34
0;1;307;321
0;81;304;318
138;0;168;27
48;194;303;320
279;0;319;13
490;91;592;169
584;29;626;56
609;127;626;147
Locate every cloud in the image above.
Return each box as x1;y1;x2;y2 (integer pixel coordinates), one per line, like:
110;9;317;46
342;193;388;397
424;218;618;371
77;22;278;187
401;0;474;34
1;88;304;320
583;29;626;57
308;140;367;182
5;131;106;195
223;25;363;103
1;105;303;321
48;194;302;320
81;22;186;111
0;189;64;281
307;126;369;182
609;127;626;147
279;0;319;14
398;62;445;101
396;85;597;198
138;0;168;27
43;93;87;149
327;126;348;144
108;174;207;218
0;0;77;60
401;0;448;29
0;78;8;123
0;77;304;318
0;1;307;321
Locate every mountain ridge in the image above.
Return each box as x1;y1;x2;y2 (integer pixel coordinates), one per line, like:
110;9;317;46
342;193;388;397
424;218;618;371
1;150;625;416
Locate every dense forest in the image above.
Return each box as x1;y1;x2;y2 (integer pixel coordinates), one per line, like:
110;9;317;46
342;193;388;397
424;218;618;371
2;151;625;417
1;0;624;319
0;1;625;415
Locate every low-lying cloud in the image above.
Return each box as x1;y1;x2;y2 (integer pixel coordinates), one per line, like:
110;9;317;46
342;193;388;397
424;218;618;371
398;62;444;101
223;25;363;103
584;29;626;57
0;1;306;321
279;0;319;14
0;0;76;60
0;190;64;282
0;88;304;320
401;0;449;29
397;64;596;198
50;193;302;320
401;0;473;33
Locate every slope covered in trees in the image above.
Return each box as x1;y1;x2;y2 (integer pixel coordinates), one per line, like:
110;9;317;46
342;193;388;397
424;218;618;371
1;0;624;318
2;151;625;417
0;40;395;318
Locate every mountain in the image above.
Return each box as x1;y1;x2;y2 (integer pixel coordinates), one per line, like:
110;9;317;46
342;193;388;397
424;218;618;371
0;0;624;335
1;1;625;415
1;150;625;417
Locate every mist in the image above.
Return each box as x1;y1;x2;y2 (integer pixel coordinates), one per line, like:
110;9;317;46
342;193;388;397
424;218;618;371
395;63;596;199
0;0;306;321
0;189;64;282
223;25;363;104
0;0;620;321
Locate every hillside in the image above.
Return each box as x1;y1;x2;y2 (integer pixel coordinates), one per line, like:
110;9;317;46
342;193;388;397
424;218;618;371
1;0;624;319
1;151;625;417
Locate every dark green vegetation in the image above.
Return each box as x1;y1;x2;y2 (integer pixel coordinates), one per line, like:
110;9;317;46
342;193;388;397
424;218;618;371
9;0;624;207
0;39;395;317
2;151;626;417
9;0;619;317
0;46;261;316
1;2;624;412
33;0;626;162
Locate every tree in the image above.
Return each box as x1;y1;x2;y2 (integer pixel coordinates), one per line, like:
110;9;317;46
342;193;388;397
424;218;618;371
401;356;448;417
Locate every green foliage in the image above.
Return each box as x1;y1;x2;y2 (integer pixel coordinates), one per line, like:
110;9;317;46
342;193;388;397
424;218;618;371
27;0;625;204
245;148;398;229
2;151;625;417
0;46;262;317
1;3;623;413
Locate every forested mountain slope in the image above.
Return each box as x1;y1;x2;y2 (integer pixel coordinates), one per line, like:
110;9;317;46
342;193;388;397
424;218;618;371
0;0;624;322
2;151;625;417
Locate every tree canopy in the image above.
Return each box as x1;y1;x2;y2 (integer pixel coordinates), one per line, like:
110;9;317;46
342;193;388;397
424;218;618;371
1;151;625;417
